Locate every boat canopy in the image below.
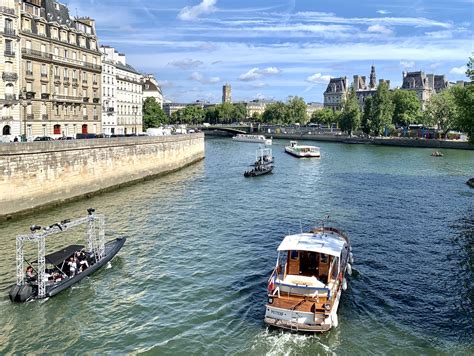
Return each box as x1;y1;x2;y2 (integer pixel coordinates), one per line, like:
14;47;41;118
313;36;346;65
277;232;345;257
43;245;84;265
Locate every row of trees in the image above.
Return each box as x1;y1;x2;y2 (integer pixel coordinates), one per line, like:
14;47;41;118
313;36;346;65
312;57;474;142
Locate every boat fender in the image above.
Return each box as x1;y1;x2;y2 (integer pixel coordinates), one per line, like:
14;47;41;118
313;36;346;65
342;278;348;291
15;284;33;303
8;285;20;302
349;252;354;264
347;263;353;276
331;313;339;328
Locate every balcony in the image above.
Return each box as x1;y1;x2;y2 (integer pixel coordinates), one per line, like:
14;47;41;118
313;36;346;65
54;75;61;83
42;114;49;121
82;79;88;84
22;48;52;60
1;116;13;121
52;94;83;103
0;7;15;16
3;27;16;37
41;93;50;99
4;50;15;57
93;115;99;120
72;78;78;84
26;70;33;77
2;72;18;81
63;77;70;85
41;73;48;78
27;114;34;120
83;97;90;103
92;98;100;104
92;81;98;87
26;91;36;99
83;115;88;120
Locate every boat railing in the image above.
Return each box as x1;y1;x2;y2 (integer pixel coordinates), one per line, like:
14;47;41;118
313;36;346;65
310;226;350;244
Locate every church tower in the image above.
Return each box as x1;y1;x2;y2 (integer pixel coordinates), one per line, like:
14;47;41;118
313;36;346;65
369;65;377;89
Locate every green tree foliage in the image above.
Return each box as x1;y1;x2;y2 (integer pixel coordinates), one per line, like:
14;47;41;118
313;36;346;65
466;56;474;81
452;85;474;143
339;88;361;136
170;105;204;124
286;96;307;124
391;89;420;127
361;96;373;134
233;103;247;121
370;82;394;136
262;101;287;124
143;97;168;130
311;108;333;125
424;88;458;135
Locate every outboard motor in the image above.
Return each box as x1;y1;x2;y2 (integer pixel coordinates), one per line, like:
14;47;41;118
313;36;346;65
9;284;33;303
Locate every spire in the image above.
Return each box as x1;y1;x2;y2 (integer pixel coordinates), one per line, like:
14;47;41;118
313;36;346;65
369;65;377;89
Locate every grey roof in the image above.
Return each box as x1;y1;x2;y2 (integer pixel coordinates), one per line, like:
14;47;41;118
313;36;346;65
115;61;141;75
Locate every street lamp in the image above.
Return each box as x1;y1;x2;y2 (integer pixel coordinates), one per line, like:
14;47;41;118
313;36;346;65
19;88;31;142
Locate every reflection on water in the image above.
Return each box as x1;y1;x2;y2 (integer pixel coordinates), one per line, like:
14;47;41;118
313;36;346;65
0;139;472;354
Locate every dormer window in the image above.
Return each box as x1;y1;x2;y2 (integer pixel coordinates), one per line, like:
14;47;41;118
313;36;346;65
23;18;32;32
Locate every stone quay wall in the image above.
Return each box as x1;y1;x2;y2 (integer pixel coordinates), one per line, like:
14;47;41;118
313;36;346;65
0;133;205;219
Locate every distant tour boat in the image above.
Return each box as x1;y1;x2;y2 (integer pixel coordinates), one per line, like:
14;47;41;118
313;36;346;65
244;146;274;177
285;141;320;158
264;220;353;333
232;134;272;146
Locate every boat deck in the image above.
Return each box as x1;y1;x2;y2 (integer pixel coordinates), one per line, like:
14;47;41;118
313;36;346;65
269;293;329;313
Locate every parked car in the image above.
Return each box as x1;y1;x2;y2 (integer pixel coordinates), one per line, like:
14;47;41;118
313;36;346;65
33;136;53;141
57;136;74;140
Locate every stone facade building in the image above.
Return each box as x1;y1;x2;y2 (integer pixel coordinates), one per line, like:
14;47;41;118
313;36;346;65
142;74;163;109
323;77;348;111
222;83;231;104
100;46;117;135
116;56;142;134
19;0;102;139
400;71;451;109
353;66;390;108
0;0;21;141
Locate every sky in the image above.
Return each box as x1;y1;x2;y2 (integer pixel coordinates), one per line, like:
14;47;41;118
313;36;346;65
67;0;473;104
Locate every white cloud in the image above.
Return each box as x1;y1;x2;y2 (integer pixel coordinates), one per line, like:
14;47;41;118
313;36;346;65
400;61;415;69
367;24;393;35
238;67;282;81
189;71;220;84
450;66;467;75
178;0;217;21
377;10;391;15
425;30;453;39
168;58;204;69
306;73;332;84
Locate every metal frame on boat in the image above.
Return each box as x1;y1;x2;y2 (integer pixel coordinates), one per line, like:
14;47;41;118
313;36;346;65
9;209;126;303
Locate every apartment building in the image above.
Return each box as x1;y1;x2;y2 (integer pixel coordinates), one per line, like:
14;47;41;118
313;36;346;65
19;0;102;138
0;0;21;141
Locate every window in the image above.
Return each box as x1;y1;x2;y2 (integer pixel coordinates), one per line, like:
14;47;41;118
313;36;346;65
64;87;69;96
2;125;11;135
64;68;68;78
38;24;46;36
54;66;59;76
26;82;32;92
26;61;32;72
64;49;68;59
40;44;46;53
54;124;61;135
41;84;46;94
5;39;13;53
82;124;88;134
41;64;47;76
54;47;59;56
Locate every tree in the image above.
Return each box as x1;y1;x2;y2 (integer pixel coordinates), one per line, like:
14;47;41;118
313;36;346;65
311;108;333;125
339;88;361;136
233;103;248;121
361;96;373;135
216;102;235;124
452;85;474;143
391;89;420;127
205;106;219;124
371;82;394;136
466;56;474;80
143;97;168;130
286;96;307;124
251;111;263;122
262;101;287;124
424;88;458;135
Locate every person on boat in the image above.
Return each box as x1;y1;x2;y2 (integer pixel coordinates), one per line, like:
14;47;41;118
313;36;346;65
25;266;37;282
76;251;89;272
68;257;77;277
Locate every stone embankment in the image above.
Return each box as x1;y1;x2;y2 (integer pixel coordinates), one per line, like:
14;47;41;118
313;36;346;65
0;133;205;220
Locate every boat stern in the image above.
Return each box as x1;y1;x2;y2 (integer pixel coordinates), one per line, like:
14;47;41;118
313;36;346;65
264;302;333;332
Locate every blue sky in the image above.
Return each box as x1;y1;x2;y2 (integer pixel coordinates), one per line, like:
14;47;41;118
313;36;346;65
68;0;473;103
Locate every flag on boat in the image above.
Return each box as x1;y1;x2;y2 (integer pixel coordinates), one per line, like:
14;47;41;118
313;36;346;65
268;274;276;292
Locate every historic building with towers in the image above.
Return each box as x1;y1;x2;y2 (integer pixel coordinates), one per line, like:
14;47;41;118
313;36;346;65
353;66;390;109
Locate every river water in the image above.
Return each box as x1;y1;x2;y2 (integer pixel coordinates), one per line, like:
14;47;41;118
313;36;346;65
0;138;473;354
